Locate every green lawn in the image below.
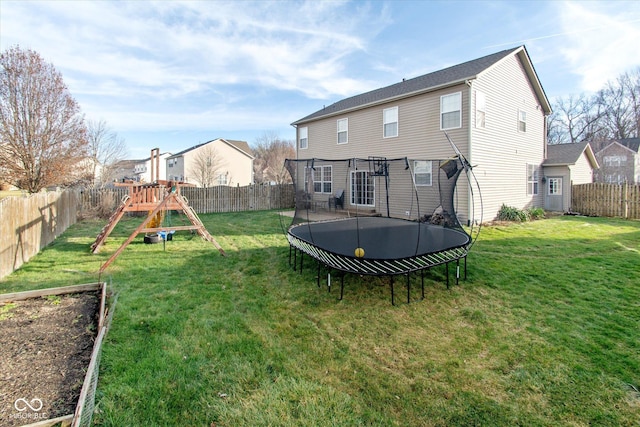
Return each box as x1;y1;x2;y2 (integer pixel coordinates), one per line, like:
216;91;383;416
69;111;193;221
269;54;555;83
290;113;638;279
1;212;639;426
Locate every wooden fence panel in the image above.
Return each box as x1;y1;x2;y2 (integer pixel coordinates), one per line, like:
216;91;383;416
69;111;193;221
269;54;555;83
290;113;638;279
181;184;294;214
0;190;80;280
572;183;640;219
1;184;294;279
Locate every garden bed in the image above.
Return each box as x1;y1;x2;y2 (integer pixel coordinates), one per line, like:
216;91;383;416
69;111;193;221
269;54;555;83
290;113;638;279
0;283;110;427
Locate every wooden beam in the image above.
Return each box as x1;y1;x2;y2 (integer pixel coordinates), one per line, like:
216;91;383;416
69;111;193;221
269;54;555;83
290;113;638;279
99;194;174;273
0;282;103;303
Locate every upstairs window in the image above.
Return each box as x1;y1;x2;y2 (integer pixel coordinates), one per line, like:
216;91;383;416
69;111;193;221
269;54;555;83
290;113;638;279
518;110;527;132
604;155;626;167
413;160;432;186
475;91;486;128
217;173;228;185
337;119;348;144
299;127;308;149
383;106;398;138
527;164;539;195
441;92;462;129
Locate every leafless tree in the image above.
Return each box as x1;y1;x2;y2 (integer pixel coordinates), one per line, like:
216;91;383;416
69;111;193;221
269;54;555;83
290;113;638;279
549;94;606;144
252;131;295;184
190;145;227;187
596;68;640;140
86;119;129;187
0;46;88;192
550;67;640;145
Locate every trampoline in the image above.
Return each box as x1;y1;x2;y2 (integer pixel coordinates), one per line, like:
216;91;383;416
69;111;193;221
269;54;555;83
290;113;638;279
284;142;481;304
288;217;470;276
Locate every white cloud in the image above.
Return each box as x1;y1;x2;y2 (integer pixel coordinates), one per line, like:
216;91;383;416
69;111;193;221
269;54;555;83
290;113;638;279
1;0;386;100
557;1;640;92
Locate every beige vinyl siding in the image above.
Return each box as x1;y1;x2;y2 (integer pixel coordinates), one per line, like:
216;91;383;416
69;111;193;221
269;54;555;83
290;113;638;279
469;53;546;221
182;140;253;187
298;85;470;220
570;152;595;184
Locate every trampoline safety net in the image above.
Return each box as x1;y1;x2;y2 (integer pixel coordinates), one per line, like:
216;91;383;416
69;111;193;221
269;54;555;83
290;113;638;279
284;156;474;277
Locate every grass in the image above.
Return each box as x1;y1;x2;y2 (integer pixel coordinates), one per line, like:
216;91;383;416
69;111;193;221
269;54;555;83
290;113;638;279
1;211;639;426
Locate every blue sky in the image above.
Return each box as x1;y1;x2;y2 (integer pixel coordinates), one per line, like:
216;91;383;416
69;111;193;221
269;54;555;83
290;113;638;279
1;0;639;159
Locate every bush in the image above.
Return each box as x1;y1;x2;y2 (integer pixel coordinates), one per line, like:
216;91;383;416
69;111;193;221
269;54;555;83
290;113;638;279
527;207;545;220
496;204;529;222
496;205;546;222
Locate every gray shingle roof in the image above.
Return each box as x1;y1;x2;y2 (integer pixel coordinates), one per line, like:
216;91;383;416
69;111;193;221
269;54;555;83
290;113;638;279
292;46;523;125
543;141;592;165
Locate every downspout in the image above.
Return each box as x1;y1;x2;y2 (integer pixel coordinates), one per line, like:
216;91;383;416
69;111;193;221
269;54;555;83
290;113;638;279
466;79;474;225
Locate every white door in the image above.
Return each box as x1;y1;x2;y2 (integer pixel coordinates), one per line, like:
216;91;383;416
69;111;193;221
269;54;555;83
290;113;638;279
545;177;564;212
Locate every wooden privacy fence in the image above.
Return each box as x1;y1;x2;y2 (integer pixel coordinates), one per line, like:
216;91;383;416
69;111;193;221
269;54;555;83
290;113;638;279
1;184;294;279
79;183;295;214
572;182;640;219
182;184;295;213
0;190;80;279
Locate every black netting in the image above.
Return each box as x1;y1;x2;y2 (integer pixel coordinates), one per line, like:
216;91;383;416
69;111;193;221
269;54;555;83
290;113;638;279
284;156;465;228
283;156;473;276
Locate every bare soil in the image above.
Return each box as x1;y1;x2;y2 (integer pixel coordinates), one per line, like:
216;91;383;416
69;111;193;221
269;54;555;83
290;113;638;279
0;292;99;426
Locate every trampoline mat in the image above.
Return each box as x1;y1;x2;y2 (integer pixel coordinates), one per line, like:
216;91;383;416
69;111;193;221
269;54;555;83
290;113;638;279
288;217;470;260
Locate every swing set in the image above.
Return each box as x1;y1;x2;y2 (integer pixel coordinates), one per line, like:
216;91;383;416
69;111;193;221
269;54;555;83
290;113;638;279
91;148;225;273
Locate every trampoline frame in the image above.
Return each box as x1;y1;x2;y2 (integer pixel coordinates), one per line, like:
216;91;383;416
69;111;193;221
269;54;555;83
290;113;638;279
287;218;471;305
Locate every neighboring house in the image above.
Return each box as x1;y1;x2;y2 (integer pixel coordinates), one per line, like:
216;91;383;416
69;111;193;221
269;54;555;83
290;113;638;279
166;138;254;187
110;159;141;184
592;138;640;184
291;45;551;224
134;151;173;183
542;142;598;212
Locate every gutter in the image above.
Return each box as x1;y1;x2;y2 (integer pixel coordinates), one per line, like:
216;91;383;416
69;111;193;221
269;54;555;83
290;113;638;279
292;77;477;126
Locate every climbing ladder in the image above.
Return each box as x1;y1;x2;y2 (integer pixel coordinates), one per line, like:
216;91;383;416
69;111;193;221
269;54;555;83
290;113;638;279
91;195;130;254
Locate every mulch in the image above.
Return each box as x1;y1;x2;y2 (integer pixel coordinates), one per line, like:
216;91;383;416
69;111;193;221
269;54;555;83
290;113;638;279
0;292;99;426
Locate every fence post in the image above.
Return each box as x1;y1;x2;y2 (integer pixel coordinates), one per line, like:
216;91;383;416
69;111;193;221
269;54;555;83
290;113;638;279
623;181;628;219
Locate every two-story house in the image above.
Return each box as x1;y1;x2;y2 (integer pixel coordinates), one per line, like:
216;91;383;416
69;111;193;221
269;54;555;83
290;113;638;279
166;138;254;187
592;138;640;184
291;45;551;224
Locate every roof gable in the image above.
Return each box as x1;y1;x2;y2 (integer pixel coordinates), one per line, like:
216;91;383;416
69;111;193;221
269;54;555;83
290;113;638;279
169;138;253;159
544;141;598;168
292;45;550;125
594;138;640;156
617;138;640;153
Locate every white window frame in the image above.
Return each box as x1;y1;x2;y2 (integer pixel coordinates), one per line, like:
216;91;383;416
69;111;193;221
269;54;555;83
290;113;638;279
527;164;539;195
548;177;562;195
337;118;348;144
475;91;486;129
299;126;308;149
383;106;398;138
313;165;332;194
518;110;527;132
413;160;432;186
217;173;228;186
440;92;462;130
350;170;375;206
